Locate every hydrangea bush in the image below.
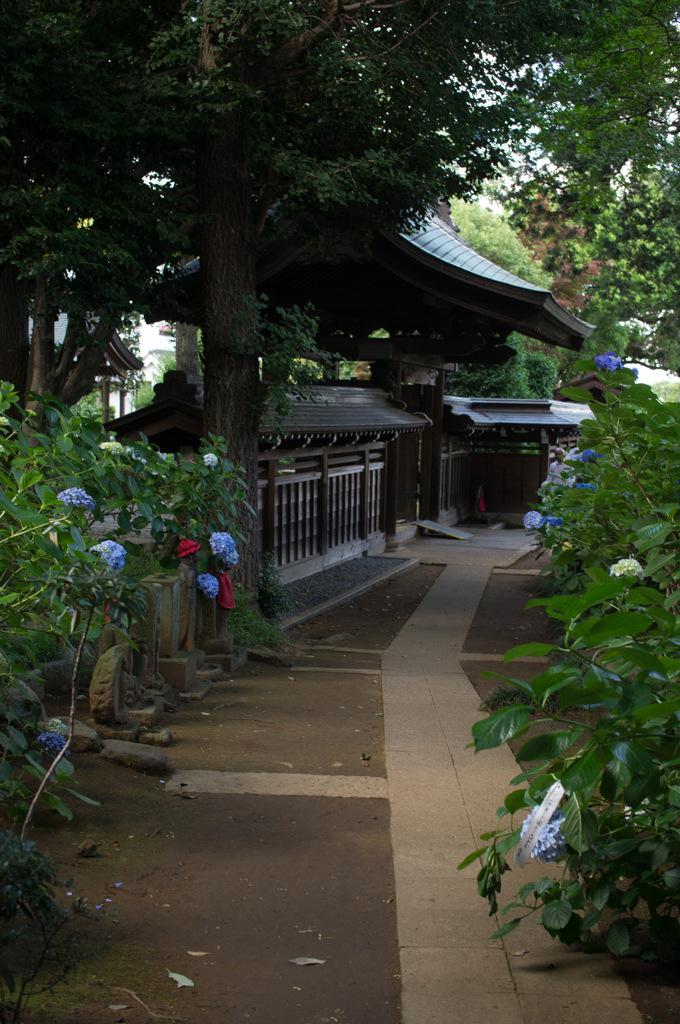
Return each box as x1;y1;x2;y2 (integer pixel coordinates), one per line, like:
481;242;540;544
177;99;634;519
462;358;680;960
0;381;246;830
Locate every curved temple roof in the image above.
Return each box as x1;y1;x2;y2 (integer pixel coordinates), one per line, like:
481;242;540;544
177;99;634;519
150;210;593;358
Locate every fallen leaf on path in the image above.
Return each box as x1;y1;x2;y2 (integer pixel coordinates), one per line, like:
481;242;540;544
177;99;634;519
289;957;325;966
201;712;210;716
278;762;293;768
166;970;194;988
186;951;209;956
513;950;530;957
332;762;343;767
108;1006;129;1011
179;793;196;800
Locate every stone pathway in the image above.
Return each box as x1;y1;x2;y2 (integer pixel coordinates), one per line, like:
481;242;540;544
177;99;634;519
382;532;643;1024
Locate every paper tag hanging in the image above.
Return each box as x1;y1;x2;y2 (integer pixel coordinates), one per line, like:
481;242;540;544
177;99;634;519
514;781;565;868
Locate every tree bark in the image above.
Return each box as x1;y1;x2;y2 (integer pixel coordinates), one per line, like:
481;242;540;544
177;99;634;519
197;114;261;594
0;262;29;400
176;322;200;375
25;277;55;418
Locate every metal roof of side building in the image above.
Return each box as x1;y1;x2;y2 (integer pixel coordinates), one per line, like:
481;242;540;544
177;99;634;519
443;395;594;431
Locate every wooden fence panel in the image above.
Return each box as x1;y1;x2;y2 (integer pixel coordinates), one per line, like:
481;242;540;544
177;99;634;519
258;442;386;569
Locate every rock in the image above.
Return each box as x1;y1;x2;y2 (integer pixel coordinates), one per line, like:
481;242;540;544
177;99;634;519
127;697;164;729
15;670;45;701
89;645;129;725
247;648;294;668
87;719;141;743
77;839;98;858
195;664;224;682
139;727;173;747
9;681;46;720
99;740;169;772
40;659;73;694
179;683;212;702
322;633;354;644
56;718;102;753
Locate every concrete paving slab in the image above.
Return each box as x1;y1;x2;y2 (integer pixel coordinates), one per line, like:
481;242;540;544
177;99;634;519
383;547;643;1024
165;769;388;798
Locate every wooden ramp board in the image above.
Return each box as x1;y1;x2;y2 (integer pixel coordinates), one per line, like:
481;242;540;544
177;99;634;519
414;519;473;541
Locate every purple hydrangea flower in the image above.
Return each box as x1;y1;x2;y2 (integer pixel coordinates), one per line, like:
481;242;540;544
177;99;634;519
209;531;239;564
57;487;95;511
523;511;543;530
91;540;126;572
37;732;70;757
576;483;596;491
197;573;219;598
520;807;567;863
594;351;623;373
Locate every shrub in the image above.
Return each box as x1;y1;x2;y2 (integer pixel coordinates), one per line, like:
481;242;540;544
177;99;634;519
462;361;680;961
257;553;292;621
0;830;96;1024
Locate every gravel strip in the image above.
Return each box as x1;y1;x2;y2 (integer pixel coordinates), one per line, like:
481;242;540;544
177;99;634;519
284;557;408;611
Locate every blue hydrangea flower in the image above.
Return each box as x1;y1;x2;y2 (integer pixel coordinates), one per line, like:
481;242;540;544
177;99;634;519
38;732;70;757
91;540;126;571
520;808;567;863
203;453;218;468
57;487;95;511
575;449;602;464
540;515;563;527
197;573;219;598
523;511;543;530
594;351;623;373
209;532;239;564
576;483;596;491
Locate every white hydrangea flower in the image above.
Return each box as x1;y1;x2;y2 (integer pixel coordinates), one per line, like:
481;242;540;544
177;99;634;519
203;453;218;468
99;441;124;453
609;558;644;580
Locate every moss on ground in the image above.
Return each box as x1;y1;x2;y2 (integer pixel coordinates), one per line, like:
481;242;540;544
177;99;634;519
24;942;174;1019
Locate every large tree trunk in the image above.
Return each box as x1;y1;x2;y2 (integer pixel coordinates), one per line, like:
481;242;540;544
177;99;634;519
197;115;261;594
25;277;55;419
176;322;200;375
0;262;29;400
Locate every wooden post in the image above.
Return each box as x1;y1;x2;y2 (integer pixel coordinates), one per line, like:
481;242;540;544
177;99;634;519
361;447;370;539
266;458;276;554
101;378;110;425
320;452;329;555
119;388;127;417
429;367;445;522
540;431;550;487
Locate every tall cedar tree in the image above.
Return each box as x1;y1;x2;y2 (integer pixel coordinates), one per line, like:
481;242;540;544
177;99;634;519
2;0;605;588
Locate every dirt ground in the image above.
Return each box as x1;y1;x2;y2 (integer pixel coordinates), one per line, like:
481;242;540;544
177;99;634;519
21;562;443;1024
461;572;556;654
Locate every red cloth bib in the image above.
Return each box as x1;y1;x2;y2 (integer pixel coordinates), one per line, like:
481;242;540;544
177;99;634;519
217;572;235;610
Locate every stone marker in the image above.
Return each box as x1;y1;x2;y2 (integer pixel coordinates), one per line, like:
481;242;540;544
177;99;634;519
89;645;130;726
87;719;141;742
127;697;164;729
99;739;169;771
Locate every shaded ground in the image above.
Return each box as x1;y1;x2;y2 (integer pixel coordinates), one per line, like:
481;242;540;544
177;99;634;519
512;545;552;570
614;960;680;1024
288;564;444;647
461;572;556;653
22;561;443;1024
